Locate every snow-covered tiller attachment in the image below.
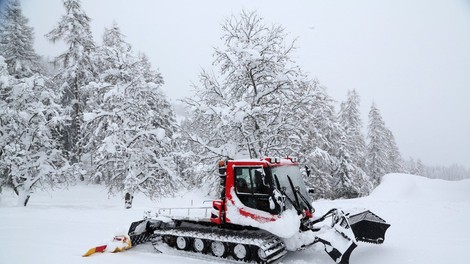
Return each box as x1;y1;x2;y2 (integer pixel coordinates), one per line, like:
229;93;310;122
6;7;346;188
124;158;390;264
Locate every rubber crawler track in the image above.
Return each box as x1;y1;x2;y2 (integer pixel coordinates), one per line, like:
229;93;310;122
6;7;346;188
132;222;286;263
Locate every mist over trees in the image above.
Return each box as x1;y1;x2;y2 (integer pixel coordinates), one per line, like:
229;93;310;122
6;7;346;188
1;1;468;206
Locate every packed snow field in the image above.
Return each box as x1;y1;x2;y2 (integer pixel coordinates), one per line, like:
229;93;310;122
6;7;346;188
1;173;469;264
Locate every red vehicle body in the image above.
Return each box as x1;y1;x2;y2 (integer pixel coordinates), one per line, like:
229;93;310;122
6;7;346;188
211;157;305;225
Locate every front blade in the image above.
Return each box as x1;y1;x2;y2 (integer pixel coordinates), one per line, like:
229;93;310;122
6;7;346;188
316;235;357;264
348;210;391;244
315;210;357;264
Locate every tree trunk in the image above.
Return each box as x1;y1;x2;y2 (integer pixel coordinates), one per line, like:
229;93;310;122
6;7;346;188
14;178;36;207
17;191;31;207
23;195;31;206
124;192;133;209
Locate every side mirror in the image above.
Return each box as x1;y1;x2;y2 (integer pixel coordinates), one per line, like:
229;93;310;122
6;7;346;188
305;165;311;177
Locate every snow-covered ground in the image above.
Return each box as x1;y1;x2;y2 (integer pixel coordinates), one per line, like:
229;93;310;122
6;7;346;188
1;173;469;264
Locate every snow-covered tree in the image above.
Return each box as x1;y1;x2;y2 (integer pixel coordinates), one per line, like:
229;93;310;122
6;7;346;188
415;159;424;176
366;103;388;185
384;127;403;173
404;157;424;176
366;103;402;185
83;23;181;208
287;80;338;198
334;89;372;197
338;89;367;170
46;0;96;164
288;80;368;199
182;10;304;193
333;149;360;198
137;52;164;84
0;0;42;78
0;56;68;206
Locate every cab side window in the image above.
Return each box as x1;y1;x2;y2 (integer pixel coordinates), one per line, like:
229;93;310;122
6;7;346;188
234;167;273;213
235;167;253;194
252;169;270;194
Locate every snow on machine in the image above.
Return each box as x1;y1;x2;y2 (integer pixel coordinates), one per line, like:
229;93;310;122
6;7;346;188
125;157;390;263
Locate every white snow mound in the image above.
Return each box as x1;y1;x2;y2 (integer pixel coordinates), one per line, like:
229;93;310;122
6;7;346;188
369;173;470;202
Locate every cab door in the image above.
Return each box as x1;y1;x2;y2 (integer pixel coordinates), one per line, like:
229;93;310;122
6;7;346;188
234;166;275;213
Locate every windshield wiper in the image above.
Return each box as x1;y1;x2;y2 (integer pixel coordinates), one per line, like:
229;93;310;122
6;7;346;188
274;174;302;215
286;175;301;209
287;175;314;213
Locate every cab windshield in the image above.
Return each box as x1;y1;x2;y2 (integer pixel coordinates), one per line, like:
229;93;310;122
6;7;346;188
270;165;311;209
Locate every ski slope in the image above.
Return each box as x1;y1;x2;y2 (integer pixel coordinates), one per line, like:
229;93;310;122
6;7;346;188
1;173;469;264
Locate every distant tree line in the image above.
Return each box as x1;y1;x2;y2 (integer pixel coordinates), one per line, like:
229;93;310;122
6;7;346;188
402;157;470;181
1;0;467;206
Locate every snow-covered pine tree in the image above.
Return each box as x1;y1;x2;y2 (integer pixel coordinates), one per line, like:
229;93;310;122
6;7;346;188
336;89;372;197
414;159;424;176
338;89;367;170
333;147;360;198
403;157;414;174
182;10;303;193
97;22;131;84
404;157;424;176
0;56;69;206
384;127;403;173
366;103;402;186
137;52;164;85
46;0;96;165
290;80;354;199
83;23;181;208
0;0;42;78
366;103;388;185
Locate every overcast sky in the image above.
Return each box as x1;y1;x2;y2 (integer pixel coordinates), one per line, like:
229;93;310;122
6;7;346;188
14;0;470;168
